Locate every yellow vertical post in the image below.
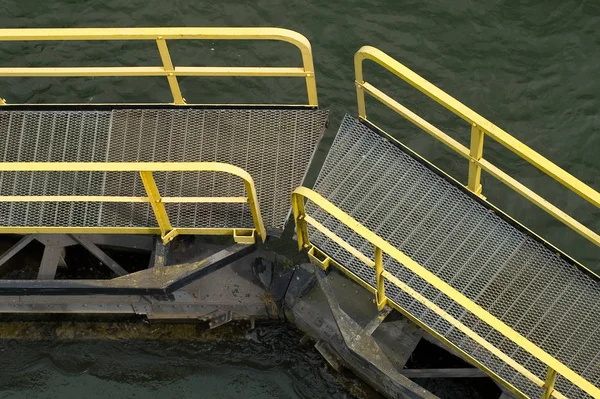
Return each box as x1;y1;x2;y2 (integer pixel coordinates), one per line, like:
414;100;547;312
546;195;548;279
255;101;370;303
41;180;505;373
467;123;485;195
356;81;367;119
354;52;367;118
296;42;318;106
0;97;5;104
374;245;387;310
241;179;266;241
291;193;310;251
306;76;318;106
155;37;185;105
139;171;175;243
541;367;557;399
305;71;318;107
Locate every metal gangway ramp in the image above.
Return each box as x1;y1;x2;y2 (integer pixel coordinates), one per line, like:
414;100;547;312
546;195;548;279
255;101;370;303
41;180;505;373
292;47;600;399
0;27;327;285
0;107;327;240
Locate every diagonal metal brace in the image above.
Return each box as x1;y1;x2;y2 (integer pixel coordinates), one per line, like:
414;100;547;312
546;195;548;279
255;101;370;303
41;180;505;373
363;305;393;336
70;234;128;276
0;236;34;271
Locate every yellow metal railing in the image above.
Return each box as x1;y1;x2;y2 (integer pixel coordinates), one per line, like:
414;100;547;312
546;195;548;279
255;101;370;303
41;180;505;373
0;27;318;106
292;186;599;399
355;46;600;248
0;162;266;244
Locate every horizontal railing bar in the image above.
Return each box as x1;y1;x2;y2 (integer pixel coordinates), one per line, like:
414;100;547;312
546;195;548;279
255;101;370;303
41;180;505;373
0;103;314;108
478;159;600;247
0;195;248;203
177;66;307;77
0;161;249;174
356;45;600;209
165;196;247;203
0;66;309;77
0;66;166;78
360;81;470;159
0;227;253;235
304;214;375;267
0;195;147;202
293;186;600;398
0;27;311;45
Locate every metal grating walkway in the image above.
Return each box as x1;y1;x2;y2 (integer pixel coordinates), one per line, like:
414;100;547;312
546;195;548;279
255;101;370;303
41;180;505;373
307;115;600;399
0;108;328;231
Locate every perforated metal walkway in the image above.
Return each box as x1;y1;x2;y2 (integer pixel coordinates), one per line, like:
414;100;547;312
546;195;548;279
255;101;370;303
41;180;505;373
307;115;600;399
0;107;328;231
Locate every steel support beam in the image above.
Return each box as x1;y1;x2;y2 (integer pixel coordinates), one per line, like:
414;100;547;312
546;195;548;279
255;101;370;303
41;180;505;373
37;246;62;280
399;368;487;378
0;243;254;295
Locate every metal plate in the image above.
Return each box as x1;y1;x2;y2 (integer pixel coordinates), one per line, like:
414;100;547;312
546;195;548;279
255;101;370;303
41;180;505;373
0;108;328;230
308;114;600;398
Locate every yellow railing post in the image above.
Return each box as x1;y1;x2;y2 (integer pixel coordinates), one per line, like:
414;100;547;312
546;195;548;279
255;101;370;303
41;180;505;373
467;123;485;196
155;37;185;105
291;36;318;106
139;171;175;243
305;74;318;106
302;59;318;107
356;82;367;119
541;367;557;399
355;53;367;119
374;245;386;310
0;97;5;104
241;177;266;241
292;193;310;251
542;367;558;399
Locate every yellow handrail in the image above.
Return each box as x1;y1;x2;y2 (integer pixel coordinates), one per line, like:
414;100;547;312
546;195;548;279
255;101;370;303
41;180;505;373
292;186;599;399
354;45;600;248
0;27;318;106
0;162;266;244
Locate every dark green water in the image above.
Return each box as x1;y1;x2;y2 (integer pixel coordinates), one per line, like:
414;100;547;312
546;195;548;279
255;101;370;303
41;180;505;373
0;324;362;399
0;1;598;397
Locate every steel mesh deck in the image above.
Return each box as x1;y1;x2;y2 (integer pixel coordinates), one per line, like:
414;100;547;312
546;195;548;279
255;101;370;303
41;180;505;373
0;108;328;231
307;115;600;398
